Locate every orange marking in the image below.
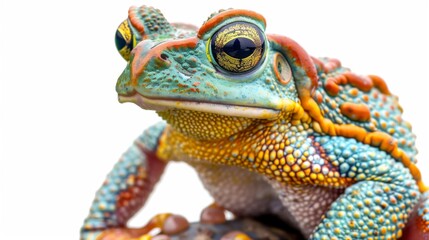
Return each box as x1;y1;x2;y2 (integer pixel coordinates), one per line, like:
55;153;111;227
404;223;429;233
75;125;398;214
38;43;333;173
130;37;199;86
325;79;340;96
198;9;266;38
369;75;391;95
344;72;373;92
325;75;346;96
340;102;371;122
324;72;375;97
128;6;146;35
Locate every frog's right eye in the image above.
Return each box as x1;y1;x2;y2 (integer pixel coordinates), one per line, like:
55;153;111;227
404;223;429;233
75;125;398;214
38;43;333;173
209;22;266;74
115;20;136;61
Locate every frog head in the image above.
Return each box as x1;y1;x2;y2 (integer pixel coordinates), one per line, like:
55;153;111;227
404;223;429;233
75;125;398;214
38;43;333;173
116;6;318;140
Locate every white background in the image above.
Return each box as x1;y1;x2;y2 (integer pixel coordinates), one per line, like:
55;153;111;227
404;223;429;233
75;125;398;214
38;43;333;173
0;0;428;239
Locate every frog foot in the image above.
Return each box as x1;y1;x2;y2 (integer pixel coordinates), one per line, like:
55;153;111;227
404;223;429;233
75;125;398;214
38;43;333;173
220;231;252;240
200;202;227;224
94;213;189;240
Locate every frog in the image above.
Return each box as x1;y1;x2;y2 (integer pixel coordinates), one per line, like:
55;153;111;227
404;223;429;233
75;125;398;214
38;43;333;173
81;5;429;240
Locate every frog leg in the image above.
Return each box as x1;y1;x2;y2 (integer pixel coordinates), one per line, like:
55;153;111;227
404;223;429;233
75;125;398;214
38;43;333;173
402;191;429;239
80;123;189;240
269;183;344;238
310;179;419;239
309;137;421;239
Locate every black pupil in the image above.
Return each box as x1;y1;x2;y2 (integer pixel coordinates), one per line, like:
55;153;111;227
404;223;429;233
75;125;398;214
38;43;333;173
223;38;256;59
115;30;127;51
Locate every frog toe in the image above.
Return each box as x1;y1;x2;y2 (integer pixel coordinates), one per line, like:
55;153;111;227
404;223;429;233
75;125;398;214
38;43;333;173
160;214;190;235
200;202;227;225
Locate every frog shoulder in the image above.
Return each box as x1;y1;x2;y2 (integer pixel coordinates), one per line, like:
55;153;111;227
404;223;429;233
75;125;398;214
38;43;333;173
311;57;417;162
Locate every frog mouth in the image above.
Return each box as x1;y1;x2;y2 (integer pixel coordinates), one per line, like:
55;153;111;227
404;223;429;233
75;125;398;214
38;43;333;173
118;93;280;119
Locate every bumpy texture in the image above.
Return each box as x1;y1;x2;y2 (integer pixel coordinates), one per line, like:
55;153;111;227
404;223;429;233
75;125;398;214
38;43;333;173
81;5;429;240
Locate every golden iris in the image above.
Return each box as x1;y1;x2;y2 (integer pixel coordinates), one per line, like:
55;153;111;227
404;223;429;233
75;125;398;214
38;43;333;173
210;22;265;73
115;20;136;61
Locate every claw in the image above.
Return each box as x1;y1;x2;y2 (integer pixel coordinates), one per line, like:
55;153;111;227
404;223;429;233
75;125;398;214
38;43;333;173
220;231;252;240
200;203;227;224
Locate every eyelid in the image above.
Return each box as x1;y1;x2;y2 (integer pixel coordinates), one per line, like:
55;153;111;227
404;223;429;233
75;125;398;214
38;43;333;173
198;9;266;38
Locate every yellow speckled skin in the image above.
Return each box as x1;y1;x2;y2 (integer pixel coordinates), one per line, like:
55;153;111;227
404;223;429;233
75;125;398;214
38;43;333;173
81;5;429;240
157;107;354;189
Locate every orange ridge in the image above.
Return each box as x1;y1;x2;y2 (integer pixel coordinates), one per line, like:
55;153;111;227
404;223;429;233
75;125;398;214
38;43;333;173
198;9;266;38
128;6;146;36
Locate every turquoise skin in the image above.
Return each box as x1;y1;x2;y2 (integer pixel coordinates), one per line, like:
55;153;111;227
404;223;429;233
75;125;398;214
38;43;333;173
81;5;428;240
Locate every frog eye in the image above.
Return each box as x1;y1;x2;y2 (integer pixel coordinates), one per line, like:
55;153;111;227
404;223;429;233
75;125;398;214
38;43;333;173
210;22;266;74
115;20;136;61
273;53;292;84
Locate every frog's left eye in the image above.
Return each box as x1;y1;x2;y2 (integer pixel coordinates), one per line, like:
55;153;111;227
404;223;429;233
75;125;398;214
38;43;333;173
115;20;136;61
210;22;266;74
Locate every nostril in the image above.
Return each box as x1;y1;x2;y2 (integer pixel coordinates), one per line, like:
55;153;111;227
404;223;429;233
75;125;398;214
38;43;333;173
160;53;169;60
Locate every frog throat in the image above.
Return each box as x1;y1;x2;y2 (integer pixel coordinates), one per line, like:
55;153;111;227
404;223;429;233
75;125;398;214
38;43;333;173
157;109;259;141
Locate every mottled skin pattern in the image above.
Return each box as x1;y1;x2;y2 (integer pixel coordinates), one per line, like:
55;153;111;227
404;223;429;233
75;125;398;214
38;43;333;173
81;5;429;240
